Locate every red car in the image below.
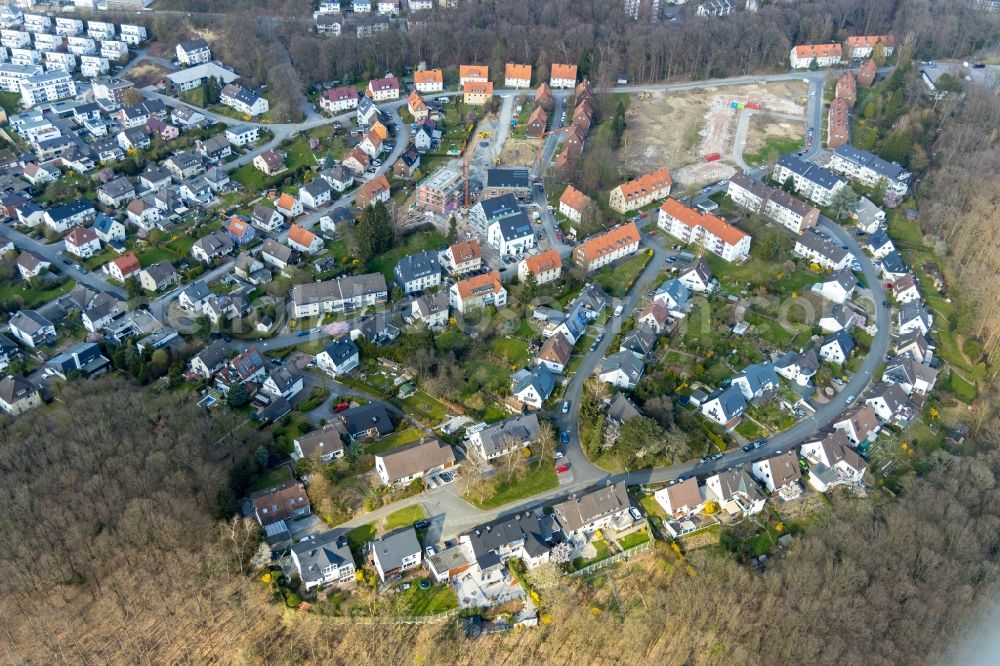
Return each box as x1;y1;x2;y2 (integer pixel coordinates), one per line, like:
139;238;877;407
555;464;570;473
333;402;350;413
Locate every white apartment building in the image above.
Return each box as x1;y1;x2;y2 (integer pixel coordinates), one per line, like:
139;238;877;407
658;199;751;262
19;69;76;107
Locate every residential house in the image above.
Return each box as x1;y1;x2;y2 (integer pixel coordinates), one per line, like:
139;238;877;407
827;96;851;149
189;340;229;378
510;365;556;409
0;375;42;416
413;122;435;152
356;96;378;127
13;251;44;280
892;273;920;304
178;282;211;313
356;174;391;207
572;221;641;272
536;331;573;373
772;154;847;206
204;167;230;193
897;300;932;336
393;250;441;294
704;467;767;517
321;165;354;192
370;528;421;582
504;62;531;88
701;384;747;426
813;268;856;304
599;351;644;389
895;329;934;364
458;64;488;86
789;43;843;68
549;63;578;88
139;167;172;192
196;134;232;162
793;229;852;270
253;150;286;176
220;83;268;116
819;303;860;333
0;334;18;373
865;382;910;422
469;413;541;462
846;35;894;59
92;214;126;245
44;200;95;233
439;238;482;275
413;69;443;93
291;530;356;590
215;347;267;392
366;75;400;102
836;70;857;107
104;252;140;282
731;361;780;401
392;145;421;179
175;38;211;66
487;211;535;256
8;309;55;348
191;230;234;262
138;261;179;292
293;424;346;464
261;367;304;402
287;223;322;253
64;226;101;259
525;106;547;138
774;348;820;387
658;199;750;262
469;192;521;232
226;216;255;245
164;152;203;180
518;249;562;286
450;270;506;313
375;438;455;487
553;482;634;540
678;257;715;293
407;91;429;122
275;193;304;219
291;273;387;317
828;144;910;197
463;80;493;105
857;58;877;86
410;291;449;328
636;301;670;334
652;278;691;318
339;403;394;443
866;231;895;259
800;430;866;492
654;478;704;518
316;336;360;376
559;185;591;224
882;357;938;395
46;342;111;379
819;330;855;365
299;178;331;209
751;450;803;499
460;511;558;582
359;130;383;158
250;481;310;540
609;168;672;213
126;198;160;230
251;205;284;232
225;124;260;146
117;127;150;151
833;404;880;445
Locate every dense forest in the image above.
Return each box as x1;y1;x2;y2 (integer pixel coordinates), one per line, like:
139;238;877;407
0;374;999;663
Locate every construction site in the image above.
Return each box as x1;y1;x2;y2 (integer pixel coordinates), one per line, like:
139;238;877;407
616;80;809;187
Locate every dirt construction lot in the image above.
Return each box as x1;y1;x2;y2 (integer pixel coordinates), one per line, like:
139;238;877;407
743;114;806;160
499;137;541;167
618;81;808;175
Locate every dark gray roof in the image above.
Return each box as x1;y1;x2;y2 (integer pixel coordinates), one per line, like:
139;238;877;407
194;339;229;370
291;530;354;585
777;154;844;191
833;144;910;183
797;229;849;264
371;527;421;572
619;325;658;357
822;329;855;356
320;336;358;365
494;211;532;242
601;351;644;382
607;392;642;423
476;193;520;221
553;481;631;534
475;413;541;459
704;384;747;421
486;167;530;189
179;38;209;52
393;250;440;285
462;510;556;570
340;402;393;437
0;375;38;405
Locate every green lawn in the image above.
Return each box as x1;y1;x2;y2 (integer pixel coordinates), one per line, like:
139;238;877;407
231;136;317;190
135;247;176;267
639;495;666;518
572;539;613;569
248;465;293;492
0;278;75;310
383;504;427;532
367;230;448;283
619;529;651;550
743;135;803;166
947;371;978;403
397;389;450;424
346;522;376;555
595;252;652;297
0;91;20;116
367;427;423;455
489;336;531;367
397;579;459;615
466;461;559;509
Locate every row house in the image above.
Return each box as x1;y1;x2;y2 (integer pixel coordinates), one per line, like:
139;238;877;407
518;248;562;286
572;221;641;272
772;154;847;207
789;43;843;68
413;68;443;93
504;62;531;88
291;273;388;317
449;270;506;313
846;35;895;59
726;172;819;234
828;144;911;196
319;85;359;113
608;167;672;213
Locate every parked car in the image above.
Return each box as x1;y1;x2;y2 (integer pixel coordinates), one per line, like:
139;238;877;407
425;546;435;557
628;507;642;521
414;520;430;530
561;431;570;444
741;443;755;453
333;401;350;412
440;472;453;482
554;452;564;460
561;401;570;414
555;463;569;473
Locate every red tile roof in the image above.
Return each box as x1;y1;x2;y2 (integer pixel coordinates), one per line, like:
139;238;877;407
659;199;748;246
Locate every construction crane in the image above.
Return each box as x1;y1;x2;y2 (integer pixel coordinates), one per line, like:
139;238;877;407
463;136;479;207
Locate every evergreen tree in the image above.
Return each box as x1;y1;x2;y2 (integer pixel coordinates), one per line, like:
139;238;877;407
354;201;394;260
447;216;458;243
829;186;859;220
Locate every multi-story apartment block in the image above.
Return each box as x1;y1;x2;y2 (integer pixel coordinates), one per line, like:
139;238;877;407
658;199;751;262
